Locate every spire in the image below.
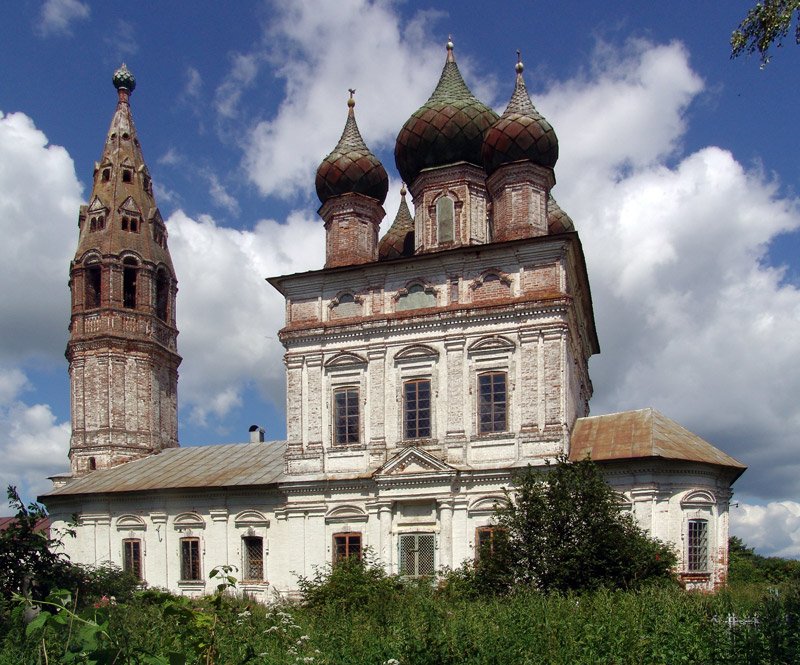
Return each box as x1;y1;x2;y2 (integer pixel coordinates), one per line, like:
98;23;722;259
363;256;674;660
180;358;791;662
426;38;480;105
378;184;415;260
503;51;541;118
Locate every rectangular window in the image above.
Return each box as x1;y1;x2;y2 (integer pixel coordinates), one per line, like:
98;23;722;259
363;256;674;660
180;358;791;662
85;266;101;308
242;536;264;581
436;196;454;243
398;533;435;577
123;538;142;579
478;371;507;434
475;526;507;561
404;379;431;439
123;266;137;308
334;387;360;444
180;537;201;580
687;519;709;572
333;532;362;563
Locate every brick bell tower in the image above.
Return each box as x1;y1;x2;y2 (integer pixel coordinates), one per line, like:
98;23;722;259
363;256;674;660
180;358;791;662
66;65;180;476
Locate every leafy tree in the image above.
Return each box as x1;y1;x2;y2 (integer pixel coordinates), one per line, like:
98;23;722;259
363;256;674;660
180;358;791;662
477;456;677;593
728;535;800;584
731;1;800;66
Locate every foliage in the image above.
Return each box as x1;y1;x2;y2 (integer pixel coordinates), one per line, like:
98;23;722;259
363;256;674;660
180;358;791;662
728;535;800;585
731;0;800;66
296;550;403;611
468;456;678;594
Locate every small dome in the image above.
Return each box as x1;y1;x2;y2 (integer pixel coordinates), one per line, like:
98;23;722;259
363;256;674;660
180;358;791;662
315;92;388;206
112;63;136;93
482;56;558;175
395;41;498;186
547;195;574;234
379;185;415;260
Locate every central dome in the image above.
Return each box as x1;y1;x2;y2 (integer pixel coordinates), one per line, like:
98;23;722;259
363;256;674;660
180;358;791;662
395;41;498;186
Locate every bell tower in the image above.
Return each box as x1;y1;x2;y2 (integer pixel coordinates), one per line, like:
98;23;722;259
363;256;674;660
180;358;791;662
66;65;180;476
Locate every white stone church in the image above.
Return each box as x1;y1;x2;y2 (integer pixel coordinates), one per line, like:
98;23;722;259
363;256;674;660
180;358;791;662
42;45;745;597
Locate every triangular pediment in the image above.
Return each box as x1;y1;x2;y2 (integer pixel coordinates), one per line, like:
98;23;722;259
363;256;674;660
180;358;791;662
87;196;108;213
118;196;141;216
376;446;455;477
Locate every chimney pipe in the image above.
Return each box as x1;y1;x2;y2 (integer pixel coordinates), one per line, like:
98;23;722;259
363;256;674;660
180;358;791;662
248;425;265;443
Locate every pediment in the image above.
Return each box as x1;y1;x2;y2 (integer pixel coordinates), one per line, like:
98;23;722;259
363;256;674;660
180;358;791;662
376;446;455;477
87;196;108;213
118;196;141;216
325;505;368;523
173;512;205;530
324;351;367;368
394;344;439;362
115;514;146;531
233;510;269;528
467;335;516;354
681;490;716;507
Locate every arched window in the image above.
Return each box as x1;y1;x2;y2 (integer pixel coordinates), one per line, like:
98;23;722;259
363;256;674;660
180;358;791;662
123;258;137;309
155;269;169;321
102;168;110;182
88;457;96;471
85;264;101;308
436;196;454;244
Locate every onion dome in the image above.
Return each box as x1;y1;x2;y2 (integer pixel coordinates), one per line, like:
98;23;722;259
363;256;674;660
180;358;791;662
395;39;499;185
379;184;415;260
112;63;136;92
547;194;574;233
482;53;558;175
315;90;388;206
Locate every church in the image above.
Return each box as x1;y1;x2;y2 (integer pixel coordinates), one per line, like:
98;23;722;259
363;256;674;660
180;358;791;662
41;42;745;597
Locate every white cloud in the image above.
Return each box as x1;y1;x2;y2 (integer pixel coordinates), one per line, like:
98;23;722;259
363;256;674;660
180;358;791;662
0;111;83;365
242;0;463;199
215;53;262;119
201;169;240;215
166;209;324;425
732;501;800;558
37;0;90;37
104;19;139;60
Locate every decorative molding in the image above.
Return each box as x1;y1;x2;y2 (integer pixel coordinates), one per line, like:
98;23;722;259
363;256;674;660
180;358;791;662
173;512;205;530
394;343;439;362
467;334;516;355
233;510;270;528
325;505;368;524
323;351;367;368
115;514;146;531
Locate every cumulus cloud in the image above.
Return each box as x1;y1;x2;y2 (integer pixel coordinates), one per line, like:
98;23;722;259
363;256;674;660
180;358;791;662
37;0;90;37
104;19;139;60
215;53;262;119
732;501;800;558
242;1;472;199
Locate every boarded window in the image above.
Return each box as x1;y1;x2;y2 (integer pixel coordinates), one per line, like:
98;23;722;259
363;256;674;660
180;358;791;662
404;379;431;439
181;537;201;580
85;265;101;308
399;533;435;577
688;519;709;572
333;532;362;563
396;284;436;311
332;293;360;318
478;372;507;434
242;536;264;581
123;538;142;579
436;196;454;243
334;387;359;444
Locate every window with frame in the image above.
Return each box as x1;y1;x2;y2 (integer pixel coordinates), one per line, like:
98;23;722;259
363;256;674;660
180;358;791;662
398;533;435;577
242;536;264;581
475;526;506;561
687;519;709;572
404;378;431;440
333;532;362;563
180;537;201;580
333;386;360;444
478;371;507;434
123;538;142;579
436;196;454;243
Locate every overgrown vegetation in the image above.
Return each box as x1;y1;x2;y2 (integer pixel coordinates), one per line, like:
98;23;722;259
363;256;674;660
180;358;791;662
731;0;800;66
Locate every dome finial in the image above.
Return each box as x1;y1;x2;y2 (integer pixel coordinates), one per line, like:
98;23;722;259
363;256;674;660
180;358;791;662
348;88;356;108
112;63;136;96
400;182;407;197
516;49;524;74
446;36;455;62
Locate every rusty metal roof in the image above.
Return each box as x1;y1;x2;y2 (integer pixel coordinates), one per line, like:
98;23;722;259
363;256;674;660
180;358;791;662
570;408;746;476
41;441;287;498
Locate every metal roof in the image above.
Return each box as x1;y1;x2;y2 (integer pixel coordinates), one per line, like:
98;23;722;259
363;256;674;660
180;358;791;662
570;408;746;476
41;441;287;498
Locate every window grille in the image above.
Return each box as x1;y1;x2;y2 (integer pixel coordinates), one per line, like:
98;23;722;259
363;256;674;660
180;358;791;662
123;538;142;579
333;532;362;563
399;533;435;577
242;536;264;581
478;371;507;434
334;387;359;444
404;379;431;439
688;519;709;572
181;538;201;580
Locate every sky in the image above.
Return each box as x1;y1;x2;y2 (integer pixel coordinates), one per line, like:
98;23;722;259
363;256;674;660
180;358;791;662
0;1;798;556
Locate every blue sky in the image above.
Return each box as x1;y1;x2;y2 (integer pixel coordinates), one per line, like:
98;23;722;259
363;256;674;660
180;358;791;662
1;1;799;555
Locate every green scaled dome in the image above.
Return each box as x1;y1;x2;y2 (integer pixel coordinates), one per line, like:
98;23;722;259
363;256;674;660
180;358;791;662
482;57;558;175
112;63;136;93
316;93;388;205
395;41;499;185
